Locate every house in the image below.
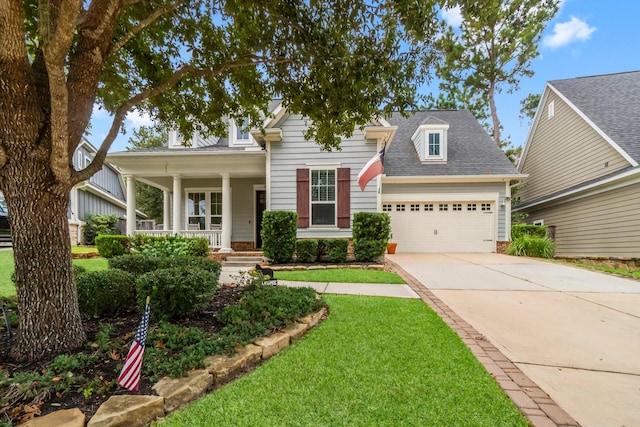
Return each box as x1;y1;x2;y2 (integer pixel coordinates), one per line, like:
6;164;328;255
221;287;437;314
515;70;640;258
106;103;522;253
69;138;146;244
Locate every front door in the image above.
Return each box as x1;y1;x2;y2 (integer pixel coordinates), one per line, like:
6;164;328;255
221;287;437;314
255;190;266;248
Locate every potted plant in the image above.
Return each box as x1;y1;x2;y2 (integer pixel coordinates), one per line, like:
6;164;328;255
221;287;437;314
387;233;397;254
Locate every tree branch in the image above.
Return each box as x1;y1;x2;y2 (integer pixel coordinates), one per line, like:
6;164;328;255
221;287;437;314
108;0;187;58
73;55;293;184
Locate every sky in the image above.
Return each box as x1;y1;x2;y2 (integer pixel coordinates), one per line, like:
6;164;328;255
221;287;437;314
92;0;640;153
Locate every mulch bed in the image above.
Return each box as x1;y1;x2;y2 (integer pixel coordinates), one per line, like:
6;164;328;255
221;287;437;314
0;285;247;425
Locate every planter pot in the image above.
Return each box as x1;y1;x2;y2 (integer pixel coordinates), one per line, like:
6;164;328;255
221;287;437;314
387;243;397;254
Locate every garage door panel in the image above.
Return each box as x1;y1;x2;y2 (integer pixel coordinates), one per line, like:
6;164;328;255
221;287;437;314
386;202;494;253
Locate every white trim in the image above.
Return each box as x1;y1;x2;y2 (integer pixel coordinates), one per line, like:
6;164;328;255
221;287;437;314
253;185;266;248
382;192;499;203
309;167;338;228
265;141;272;210
547;100;555;119
504;181;512;241
383;174;525;184
515;167;640;210
305;162;341;168
108;150;266;158
228;118;258;148
533;219;544;226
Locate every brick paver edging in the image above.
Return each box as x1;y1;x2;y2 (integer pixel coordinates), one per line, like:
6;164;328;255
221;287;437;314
386;259;580;427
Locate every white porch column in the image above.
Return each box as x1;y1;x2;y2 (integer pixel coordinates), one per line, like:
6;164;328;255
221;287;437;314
172;174;182;233
220;173;233;253
163;190;171;230
125;175;136;236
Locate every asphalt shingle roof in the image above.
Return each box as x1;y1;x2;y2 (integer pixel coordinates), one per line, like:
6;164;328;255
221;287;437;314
385;110;519;176
549;70;640;162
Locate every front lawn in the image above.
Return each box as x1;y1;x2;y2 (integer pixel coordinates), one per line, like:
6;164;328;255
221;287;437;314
275;268;405;284
158;295;527;427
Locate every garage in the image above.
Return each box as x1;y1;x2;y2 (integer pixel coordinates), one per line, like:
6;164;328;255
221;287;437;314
384;201;495;253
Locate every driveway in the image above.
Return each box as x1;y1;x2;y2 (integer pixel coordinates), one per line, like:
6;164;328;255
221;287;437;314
389;253;640;427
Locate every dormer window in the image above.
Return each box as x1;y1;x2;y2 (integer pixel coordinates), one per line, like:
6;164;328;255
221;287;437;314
411;117;449;162
229;117;256;147
236;118;250;141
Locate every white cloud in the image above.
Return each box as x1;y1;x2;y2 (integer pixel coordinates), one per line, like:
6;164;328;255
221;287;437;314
441;6;463;28
125;109;154;128
543;16;596;49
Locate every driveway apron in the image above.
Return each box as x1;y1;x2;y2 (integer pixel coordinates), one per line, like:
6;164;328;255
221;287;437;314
389;253;640;427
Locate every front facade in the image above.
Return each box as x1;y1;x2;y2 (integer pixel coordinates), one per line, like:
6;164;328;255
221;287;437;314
516;71;640;257
107;104;522;253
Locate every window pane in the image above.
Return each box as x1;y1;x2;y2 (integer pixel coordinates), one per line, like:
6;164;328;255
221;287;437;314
236;118;249;140
312;203;335;225
188;193;206;216
428;133;440;156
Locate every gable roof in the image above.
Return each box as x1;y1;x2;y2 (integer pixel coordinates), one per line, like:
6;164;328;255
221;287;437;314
384;110;520;177
548;70;640;163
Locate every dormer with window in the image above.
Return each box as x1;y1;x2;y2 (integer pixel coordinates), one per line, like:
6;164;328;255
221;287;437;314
229;117;259;148
410;117;449;163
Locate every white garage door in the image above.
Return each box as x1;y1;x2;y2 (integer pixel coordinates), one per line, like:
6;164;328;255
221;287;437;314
385;202;495;253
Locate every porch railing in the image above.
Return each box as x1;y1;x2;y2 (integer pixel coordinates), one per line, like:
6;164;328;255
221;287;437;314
133;229;222;248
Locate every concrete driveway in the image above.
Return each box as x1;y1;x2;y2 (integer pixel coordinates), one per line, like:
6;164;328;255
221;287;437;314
389;253;640;427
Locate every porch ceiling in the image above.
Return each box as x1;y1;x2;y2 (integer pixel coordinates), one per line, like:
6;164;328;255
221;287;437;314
107;151;266;187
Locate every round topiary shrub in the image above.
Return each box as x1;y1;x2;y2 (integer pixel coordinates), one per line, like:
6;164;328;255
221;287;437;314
136;267;218;321
76;269;136;318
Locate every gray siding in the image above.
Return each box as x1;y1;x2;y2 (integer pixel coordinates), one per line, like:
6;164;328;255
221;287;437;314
77;190;126;220
383;182;508;240
526;183;640;257
519;91;630;202
270;114;378;238
76;144;125;201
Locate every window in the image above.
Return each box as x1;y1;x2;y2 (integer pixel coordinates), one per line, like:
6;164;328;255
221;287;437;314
396;204;405;212
311;169;336;226
187;191;222;230
236;118;250;140
481;203;492;212
467;203;477;211
382;204;392;212
533;219;544;226
428;132;441;157
410;204;420;211
452;203;462;211
438;203;448;211
424;204;433;211
548;101;555;119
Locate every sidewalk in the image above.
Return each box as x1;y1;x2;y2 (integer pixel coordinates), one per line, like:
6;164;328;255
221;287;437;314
219;266;419;299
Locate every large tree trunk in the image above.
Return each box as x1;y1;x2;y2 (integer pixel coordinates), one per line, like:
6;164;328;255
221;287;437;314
5;156;85;362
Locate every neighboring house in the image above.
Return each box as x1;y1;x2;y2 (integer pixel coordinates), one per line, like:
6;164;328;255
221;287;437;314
107;103;522;253
69;138;145;244
515;70;640;258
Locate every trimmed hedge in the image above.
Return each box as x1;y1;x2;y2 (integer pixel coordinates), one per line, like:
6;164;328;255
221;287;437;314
95;234;129;258
295;239;319;263
76;269;136;318
109;254;221;279
318;238;348;263
261;211;297;264
136;267;218;321
352;212;390;261
129;234;210;257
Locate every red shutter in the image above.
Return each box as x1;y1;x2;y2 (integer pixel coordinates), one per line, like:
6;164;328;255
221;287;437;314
296;169;310;228
337;168;351;228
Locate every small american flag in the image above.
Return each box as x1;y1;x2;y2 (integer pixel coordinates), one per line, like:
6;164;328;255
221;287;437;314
118;297;150;392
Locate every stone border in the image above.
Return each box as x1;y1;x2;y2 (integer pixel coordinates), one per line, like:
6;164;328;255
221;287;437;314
24;307;327;427
386;258;580;427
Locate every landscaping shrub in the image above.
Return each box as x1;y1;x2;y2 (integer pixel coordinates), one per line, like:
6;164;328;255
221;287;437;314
296;239;319;263
129;234;210;257
352;212;390;261
83;213;119;245
318;238;348;263
95;234;129;258
108;253;159;276
261;211;297;263
157;256;221;279
506;235;556;258
136;267;218;321
76;269;136;318
218;285;326;332
511;223;547;240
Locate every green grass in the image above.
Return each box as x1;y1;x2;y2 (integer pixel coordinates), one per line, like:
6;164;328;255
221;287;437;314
275;268;405;284
568;262;640;280
0;250;107;297
157;295;527;427
71;246;99;254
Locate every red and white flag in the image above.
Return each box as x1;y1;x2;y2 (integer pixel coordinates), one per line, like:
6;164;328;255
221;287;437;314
357;146;386;191
118;297;150;392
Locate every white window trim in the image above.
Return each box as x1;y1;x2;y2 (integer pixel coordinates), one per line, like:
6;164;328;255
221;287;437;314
548;101;555;120
229;118;257;147
309;167;338;228
533;219;544;226
426;130;444;160
184;187;223;230
411;123;449;162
